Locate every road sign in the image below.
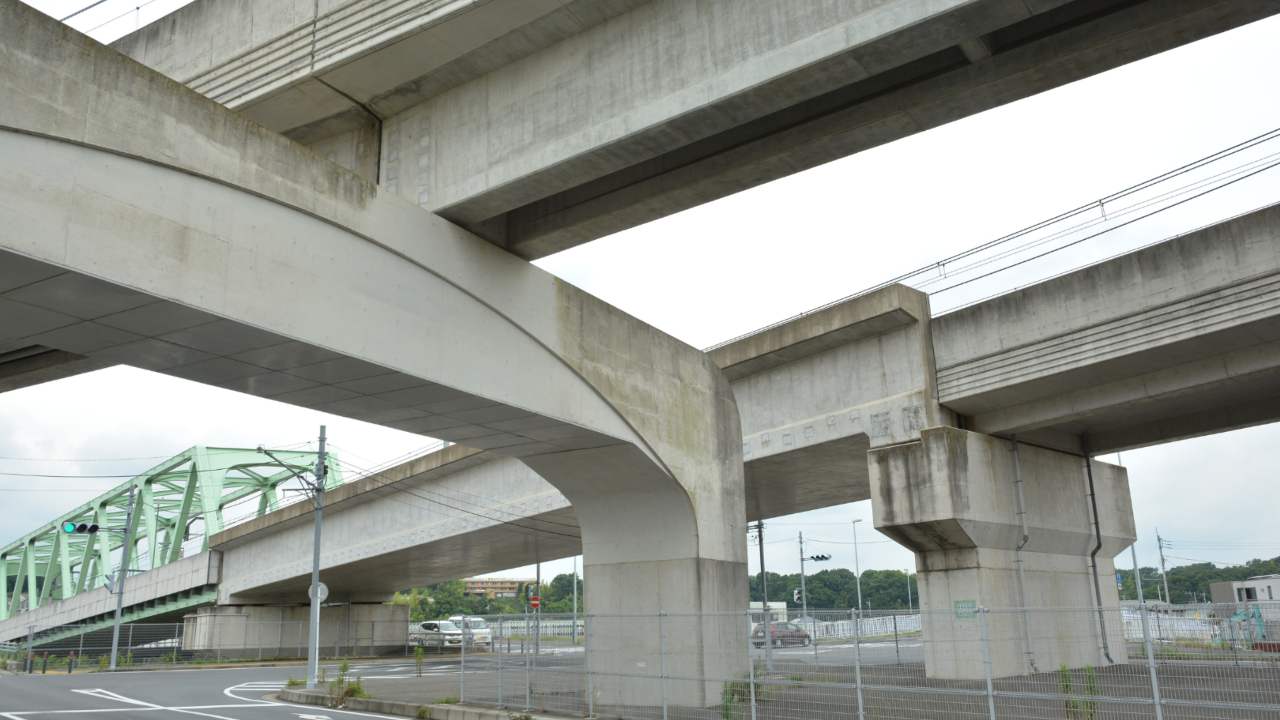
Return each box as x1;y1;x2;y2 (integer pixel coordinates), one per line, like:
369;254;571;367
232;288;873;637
953;599;977;619
309;582;329;603
530;595;541;609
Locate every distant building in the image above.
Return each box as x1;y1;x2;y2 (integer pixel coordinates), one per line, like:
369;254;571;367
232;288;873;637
1210;575;1279;608
749;601;787;623
464;577;532;598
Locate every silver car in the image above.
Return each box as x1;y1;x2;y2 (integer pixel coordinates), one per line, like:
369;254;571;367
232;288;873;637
410;620;463;648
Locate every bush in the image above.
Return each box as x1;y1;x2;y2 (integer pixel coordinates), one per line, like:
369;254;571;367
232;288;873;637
285;677;305;688
416;707;432;720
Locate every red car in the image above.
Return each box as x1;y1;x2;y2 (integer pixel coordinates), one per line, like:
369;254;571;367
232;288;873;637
752;621;812;648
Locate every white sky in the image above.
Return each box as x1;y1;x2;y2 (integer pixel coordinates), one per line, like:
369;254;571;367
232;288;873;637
7;2;1280;586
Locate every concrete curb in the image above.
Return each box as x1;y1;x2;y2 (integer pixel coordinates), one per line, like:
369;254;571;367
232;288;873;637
278;689;567;719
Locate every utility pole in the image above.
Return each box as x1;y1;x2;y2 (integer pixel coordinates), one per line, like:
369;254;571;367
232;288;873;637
1156;529;1172;606
906;569;913;612
571;556;578;646
851;519;864;612
754;520;772;672
534;559;541;658
108;484;137;671
259;425;327;689
798;532;809;623
798;532;816;661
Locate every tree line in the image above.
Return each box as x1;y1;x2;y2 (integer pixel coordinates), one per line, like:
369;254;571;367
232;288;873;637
750;568;917;610
391;573;582;621
1114;556;1279;604
390;554;1278;621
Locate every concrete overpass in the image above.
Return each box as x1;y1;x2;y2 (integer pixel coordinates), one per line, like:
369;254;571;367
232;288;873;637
7;201;1280;678
109;0;1280;258
3;0;1280;692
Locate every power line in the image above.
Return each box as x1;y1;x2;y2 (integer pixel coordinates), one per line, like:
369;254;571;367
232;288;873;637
58;0;112;22
706;125;1280;350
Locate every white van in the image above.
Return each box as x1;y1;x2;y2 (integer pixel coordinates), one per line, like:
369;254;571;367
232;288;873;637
447;616;493;647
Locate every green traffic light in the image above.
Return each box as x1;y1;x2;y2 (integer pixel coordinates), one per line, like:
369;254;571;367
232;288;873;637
62;521;77;533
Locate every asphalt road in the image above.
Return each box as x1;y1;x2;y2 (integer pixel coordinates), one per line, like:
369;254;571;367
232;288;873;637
0;659;442;720
0;639;926;719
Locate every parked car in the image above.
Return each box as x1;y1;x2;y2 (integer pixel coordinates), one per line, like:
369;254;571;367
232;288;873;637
751;621;812;648
448;615;493;647
410;620;464;648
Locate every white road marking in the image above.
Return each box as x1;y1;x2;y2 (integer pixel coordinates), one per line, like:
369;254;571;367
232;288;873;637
223;683;405;720
70;689;158;707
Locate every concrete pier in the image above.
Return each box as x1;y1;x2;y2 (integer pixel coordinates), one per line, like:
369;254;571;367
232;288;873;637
869;428;1135;678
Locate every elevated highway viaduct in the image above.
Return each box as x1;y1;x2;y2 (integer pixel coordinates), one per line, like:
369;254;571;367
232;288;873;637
1;0;1278;692
7;202;1280;679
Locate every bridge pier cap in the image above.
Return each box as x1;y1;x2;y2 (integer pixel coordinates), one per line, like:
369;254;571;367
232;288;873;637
869;427;1136;679
0;2;746;705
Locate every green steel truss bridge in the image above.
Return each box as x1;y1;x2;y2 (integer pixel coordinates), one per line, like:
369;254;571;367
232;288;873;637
0;446;342;622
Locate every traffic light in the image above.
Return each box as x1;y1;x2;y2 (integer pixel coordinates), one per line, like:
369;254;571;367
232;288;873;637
792;588;802;603
61;521;98;534
808;553;831;562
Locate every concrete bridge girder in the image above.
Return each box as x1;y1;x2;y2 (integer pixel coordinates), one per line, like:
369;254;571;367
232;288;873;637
0;3;745;702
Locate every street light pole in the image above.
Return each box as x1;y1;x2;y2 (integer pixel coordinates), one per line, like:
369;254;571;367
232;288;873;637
851;519;864;612
108;484;137;671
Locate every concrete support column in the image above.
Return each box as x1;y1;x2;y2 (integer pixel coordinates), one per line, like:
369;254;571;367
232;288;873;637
869;427;1135;679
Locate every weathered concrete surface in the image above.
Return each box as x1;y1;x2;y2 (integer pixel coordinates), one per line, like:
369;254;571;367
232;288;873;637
933;202;1280;453
183;602;407;654
115;0;1280;258
718;284;949;519
0;4;744;703
869;427;1134;679
212;449;578;604
0;553;218;642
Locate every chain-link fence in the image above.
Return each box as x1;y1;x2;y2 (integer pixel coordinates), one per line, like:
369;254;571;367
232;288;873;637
6;603;1279;719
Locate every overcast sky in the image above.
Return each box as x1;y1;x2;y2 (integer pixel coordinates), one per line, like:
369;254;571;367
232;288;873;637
8;2;1280;586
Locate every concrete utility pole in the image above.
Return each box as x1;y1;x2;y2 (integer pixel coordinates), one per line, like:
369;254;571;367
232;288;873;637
906;569;913;612
851;519;864;612
1156;529;1172;605
108;484;137;671
754;520;772;672
259;426;327;689
571;556;578;646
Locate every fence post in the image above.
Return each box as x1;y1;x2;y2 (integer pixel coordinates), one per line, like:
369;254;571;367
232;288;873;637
1132;545;1165;720
978;608;996;720
746;611;758;720
658;610;668;720
525;608;532;712
852;609;865;720
585;613;594;719
892;613;900;664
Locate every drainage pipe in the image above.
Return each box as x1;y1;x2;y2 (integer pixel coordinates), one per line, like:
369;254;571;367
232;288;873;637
1010;437;1037;673
1083;441;1114;664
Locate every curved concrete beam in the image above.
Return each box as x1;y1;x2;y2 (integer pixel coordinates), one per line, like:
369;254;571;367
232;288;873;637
0;9;746;693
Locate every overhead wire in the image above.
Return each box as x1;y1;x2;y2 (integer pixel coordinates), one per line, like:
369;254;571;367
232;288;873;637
706;125;1280;350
